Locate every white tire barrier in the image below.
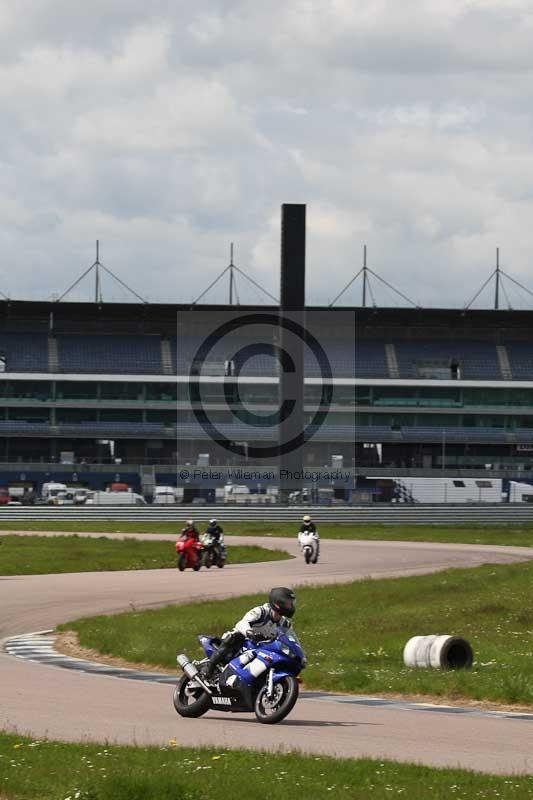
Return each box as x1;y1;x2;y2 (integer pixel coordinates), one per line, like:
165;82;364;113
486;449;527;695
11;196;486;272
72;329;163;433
403;635;473;670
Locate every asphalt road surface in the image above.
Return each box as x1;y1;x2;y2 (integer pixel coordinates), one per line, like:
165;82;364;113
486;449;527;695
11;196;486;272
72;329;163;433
2;532;533;774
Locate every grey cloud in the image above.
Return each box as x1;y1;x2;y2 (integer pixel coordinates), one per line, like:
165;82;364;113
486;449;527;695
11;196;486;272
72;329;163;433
2;1;533;306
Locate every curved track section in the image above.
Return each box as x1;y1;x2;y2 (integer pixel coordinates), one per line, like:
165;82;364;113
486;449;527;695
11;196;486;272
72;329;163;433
2;533;533;774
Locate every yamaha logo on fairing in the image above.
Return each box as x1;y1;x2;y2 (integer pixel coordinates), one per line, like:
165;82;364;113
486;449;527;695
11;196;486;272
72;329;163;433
212;696;232;705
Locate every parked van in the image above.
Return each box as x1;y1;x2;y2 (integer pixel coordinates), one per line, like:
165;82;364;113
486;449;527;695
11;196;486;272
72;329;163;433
41;482;68;504
153;485;178;505
85;491;146;506
508;481;533;503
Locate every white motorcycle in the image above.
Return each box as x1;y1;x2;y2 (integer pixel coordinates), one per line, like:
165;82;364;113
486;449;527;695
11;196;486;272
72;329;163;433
298;530;320;564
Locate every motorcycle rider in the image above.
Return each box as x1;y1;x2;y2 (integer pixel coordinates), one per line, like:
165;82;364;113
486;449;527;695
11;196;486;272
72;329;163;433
206;518;223;542
179;519;199;541
298;514;319;563
204;517;226;560
203;587;296;681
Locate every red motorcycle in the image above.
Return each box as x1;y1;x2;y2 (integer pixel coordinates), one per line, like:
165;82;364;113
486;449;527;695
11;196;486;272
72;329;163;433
176;535;203;572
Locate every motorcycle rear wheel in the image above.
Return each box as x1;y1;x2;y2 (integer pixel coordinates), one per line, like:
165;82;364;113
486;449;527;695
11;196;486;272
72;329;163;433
173;675;211;718
254;676;299;724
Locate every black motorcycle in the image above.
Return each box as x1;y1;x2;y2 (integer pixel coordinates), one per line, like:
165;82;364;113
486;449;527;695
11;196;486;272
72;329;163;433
200;532;227;568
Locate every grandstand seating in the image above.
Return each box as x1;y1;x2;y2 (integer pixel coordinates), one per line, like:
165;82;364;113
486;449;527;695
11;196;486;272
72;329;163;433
0;420;352;441
354;341;388;378
353;423;533;444
505;342;533;380
172;336;355;378
394;340;501;380
56;335;162;374
0;333;49;372
0;330;354;377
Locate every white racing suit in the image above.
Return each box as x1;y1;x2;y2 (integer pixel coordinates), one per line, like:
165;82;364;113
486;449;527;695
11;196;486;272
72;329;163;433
298;526;320;563
204;603;291;678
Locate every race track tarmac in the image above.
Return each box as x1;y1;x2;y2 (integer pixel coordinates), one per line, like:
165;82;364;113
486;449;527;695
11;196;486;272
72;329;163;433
2;532;533;774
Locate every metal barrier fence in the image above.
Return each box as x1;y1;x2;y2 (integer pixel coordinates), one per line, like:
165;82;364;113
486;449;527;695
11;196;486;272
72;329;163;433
0;506;354;523
0;505;533;524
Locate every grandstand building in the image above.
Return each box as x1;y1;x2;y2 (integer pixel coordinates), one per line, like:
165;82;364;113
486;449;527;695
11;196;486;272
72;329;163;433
0;299;354;501
4;298;533;503
355;307;533;483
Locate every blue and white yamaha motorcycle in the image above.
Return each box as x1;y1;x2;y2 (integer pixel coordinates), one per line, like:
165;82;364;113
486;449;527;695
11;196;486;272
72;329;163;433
173;630;306;724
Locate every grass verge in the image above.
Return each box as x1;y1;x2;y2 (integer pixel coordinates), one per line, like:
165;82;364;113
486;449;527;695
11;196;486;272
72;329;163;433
1;733;533;799
61;559;533;706
3;519;533;546
0;535;290;576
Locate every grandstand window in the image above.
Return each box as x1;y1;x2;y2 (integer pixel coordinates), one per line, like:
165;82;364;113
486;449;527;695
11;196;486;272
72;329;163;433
176;411;195;423
453;480;466;487
7;407;50;422
2;380;52;401
100;409;143;422
195;384;225;402
237;385;278;404
417;387;461;406
355;387;371;405
321;411;354;425
56;381;98;401
463;388;508;407
462;414;506;428
56;409;98;423
100;382;143;401
422;414;460;427
146;410;177;425
146;383;179;402
373;387;418;406
331;386;355;405
508;389;533;407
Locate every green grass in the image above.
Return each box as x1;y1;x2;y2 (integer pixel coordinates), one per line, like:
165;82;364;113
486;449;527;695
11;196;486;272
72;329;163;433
3;519;533;546
1;733;533;799
62;559;533;706
0;535;290;576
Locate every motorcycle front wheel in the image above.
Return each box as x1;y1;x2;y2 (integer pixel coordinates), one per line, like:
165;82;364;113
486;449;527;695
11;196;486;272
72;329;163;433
177;554;186;571
304;547;311;564
254;676;299;724
173;675;211;718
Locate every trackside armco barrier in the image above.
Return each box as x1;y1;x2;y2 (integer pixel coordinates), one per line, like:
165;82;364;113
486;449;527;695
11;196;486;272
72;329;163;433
0;505;533;523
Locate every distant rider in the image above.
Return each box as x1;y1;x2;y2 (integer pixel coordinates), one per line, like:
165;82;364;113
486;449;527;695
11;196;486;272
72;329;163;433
180;519;199;541
203;587;296;680
206;518;223;542
298;514;319;563
205;516;226;559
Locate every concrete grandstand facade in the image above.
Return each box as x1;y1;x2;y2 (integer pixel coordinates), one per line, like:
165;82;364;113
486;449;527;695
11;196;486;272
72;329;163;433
0;299;355;501
4;300;533;502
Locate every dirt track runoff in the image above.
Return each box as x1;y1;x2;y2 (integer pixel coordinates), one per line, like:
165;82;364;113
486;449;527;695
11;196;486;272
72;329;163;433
2;532;533;774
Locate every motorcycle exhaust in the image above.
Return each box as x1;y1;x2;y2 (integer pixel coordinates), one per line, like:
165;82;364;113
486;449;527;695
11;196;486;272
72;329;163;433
176;654;212;694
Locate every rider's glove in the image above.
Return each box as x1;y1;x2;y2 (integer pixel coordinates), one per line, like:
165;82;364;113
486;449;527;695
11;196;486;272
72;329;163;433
249;632;268;644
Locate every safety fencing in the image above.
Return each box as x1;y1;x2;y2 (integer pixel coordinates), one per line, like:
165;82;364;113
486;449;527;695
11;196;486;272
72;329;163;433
0;505;533;524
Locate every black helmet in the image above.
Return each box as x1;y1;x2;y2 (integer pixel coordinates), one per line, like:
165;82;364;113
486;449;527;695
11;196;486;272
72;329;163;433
269;587;296;618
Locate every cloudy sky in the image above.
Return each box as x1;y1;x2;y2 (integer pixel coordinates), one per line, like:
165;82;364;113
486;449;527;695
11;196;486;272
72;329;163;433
2;0;533;308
